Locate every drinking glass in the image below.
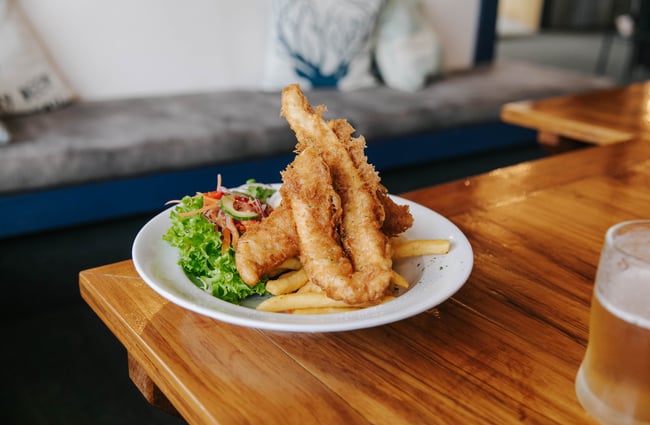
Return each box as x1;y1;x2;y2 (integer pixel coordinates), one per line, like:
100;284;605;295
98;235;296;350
576;220;650;425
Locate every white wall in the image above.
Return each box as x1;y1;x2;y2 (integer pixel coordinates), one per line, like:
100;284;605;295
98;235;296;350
423;0;480;72
18;0;271;100
17;0;480;101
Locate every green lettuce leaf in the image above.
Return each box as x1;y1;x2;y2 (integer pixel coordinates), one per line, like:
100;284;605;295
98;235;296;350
162;195;268;304
243;179;276;202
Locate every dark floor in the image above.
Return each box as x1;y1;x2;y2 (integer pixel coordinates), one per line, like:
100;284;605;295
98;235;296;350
1;29;635;425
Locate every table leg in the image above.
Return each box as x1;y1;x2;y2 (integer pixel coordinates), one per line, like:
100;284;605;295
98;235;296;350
128;352;181;418
537;131;588;154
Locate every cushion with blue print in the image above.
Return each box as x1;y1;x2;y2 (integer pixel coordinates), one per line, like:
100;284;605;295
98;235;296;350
262;0;383;91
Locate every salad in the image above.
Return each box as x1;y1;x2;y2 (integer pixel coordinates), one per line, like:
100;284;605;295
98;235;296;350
163;178;278;304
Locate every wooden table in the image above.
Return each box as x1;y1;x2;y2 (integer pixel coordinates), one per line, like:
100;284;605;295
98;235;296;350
80;139;650;425
501;81;650;149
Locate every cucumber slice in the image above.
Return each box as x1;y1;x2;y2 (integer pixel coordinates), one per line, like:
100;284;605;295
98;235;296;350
220;195;259;220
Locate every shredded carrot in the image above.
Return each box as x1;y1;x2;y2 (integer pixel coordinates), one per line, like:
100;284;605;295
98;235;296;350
168;175;273;255
178;204;212;217
231;226;240;248
202;196;218;205
178;195;221;217
222;227;231;254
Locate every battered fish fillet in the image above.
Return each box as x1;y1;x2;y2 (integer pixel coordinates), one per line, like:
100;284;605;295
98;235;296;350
328;118;413;236
235;203;299;285
281;84;392;303
236;84;411;294
282;147;387;304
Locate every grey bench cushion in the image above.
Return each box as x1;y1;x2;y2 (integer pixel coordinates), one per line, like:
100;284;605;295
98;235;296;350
0;60;613;194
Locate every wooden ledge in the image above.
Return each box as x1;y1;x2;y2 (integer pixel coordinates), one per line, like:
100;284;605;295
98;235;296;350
501;100;634;146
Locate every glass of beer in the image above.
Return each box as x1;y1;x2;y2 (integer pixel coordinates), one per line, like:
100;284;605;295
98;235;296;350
576;220;650;425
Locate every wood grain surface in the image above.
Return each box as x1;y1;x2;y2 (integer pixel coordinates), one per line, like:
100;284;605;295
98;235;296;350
501;82;650;146
80;139;650;424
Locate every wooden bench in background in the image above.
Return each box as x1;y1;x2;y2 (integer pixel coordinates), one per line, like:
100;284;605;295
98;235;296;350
501;81;650;152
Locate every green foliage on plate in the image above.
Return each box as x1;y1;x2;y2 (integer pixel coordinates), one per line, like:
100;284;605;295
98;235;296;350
162;195;268;304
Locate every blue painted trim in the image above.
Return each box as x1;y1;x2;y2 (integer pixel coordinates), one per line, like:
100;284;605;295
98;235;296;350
473;0;498;65
368;123;536;171
0;123;536;239
0;154;293;239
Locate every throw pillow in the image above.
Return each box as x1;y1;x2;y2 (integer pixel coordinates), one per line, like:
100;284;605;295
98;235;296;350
262;0;383;91
0;0;74;115
374;0;442;91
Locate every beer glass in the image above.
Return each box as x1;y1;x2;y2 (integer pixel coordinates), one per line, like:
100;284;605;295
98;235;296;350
576;220;650;425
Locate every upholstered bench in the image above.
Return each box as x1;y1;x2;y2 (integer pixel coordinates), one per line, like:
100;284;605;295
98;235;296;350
0;61;613;238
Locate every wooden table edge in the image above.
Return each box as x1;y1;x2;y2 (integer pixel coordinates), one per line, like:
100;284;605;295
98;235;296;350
79;264;186;419
501;100;634;146
79;263;372;424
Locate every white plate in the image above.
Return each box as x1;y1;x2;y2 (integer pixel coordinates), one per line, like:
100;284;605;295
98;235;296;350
132;194;473;332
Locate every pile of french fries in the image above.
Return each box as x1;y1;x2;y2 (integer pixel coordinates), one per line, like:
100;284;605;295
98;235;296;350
256;238;450;314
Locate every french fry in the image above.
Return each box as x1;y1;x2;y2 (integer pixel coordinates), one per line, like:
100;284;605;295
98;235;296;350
290;307;361;315
296;280;323;293
265;268;309;295
256;292;372;312
390;270;410;288
391;239;450;259
258;237;450;314
267;257;303;277
292;295;398;314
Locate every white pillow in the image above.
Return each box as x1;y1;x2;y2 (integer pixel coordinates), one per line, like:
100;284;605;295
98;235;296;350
374;0;442;91
0;0;74;115
262;0;383;91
